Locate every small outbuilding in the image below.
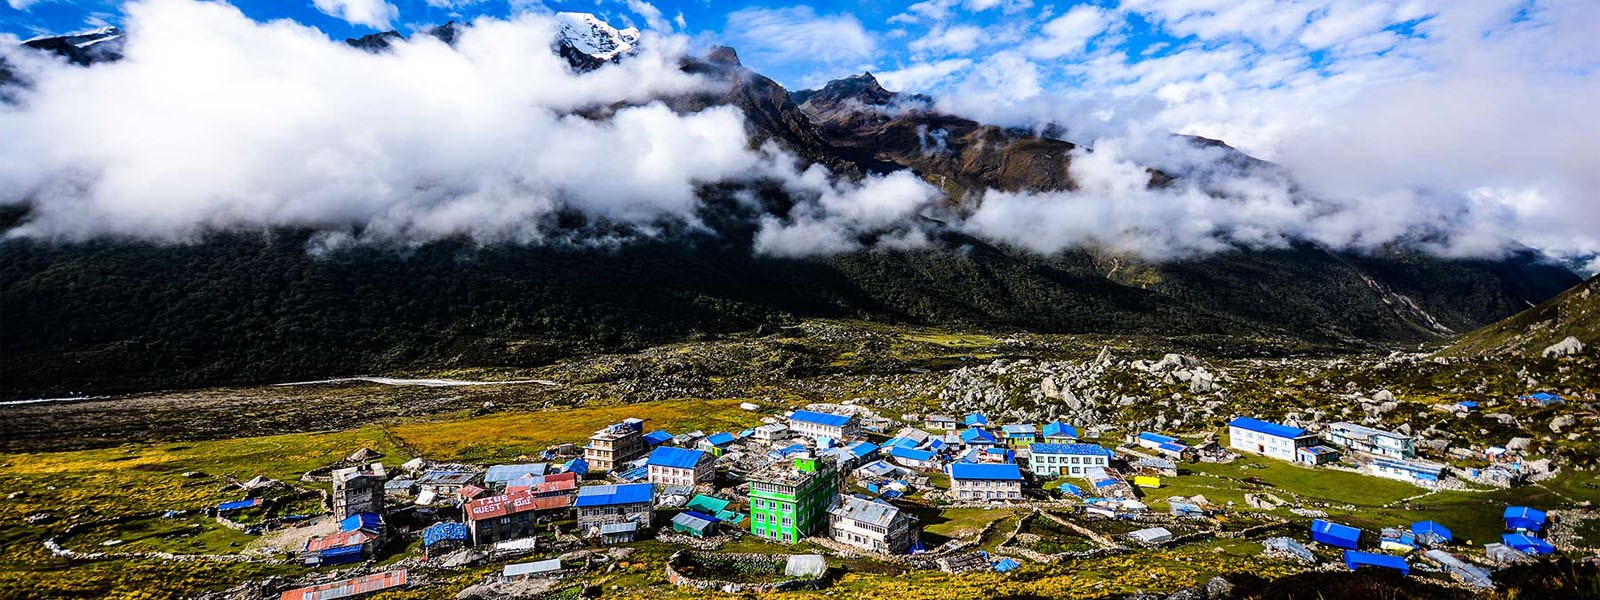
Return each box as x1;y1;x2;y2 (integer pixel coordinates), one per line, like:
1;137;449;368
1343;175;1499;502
1311;519;1362;550
1411;521;1453;546
1504;506;1547;532
671;511;721;538
1502;533;1554;555
1345;550;1409;575
1129;527;1174;545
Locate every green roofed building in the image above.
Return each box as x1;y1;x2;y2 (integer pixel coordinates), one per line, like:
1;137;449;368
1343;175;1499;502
749;455;840;544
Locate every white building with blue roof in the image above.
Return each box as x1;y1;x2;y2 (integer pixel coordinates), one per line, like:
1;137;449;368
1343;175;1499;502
1029;443;1114;477
1227;417;1319;463
645;446;714;487
788;409;860;441
574;483;655;535
947;463;1023;501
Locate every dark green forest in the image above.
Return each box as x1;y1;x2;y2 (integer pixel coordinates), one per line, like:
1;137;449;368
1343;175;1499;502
0;207;1579;399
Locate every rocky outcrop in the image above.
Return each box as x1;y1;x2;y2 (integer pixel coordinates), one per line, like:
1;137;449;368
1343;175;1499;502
1542;336;1586;358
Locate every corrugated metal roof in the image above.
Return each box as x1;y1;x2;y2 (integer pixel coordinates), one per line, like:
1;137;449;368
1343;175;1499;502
599;521;638;534
465;490;572;521
1227;417;1306;439
574;483;653;507
790;410;853;428
704;432;736;446
485;463;549;483
1001;424;1037;435
962;413;988;426
643;430;675;445
647;446;707;469
830;495;901;528
304;530;376;553
280;570;408;600
1030;443;1113;457
1041;422;1077;438
338;513;382;533
503;559;561;578
1344;550;1409;574
960;429;996;444
888;446;935;461
948;463;1022;481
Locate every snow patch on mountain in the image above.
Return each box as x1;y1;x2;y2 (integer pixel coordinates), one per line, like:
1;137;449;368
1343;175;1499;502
554;12;639;61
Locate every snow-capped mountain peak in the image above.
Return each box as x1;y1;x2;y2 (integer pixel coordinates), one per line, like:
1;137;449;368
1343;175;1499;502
554;12;639;61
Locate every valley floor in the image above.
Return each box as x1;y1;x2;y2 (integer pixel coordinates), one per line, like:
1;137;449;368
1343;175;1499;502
2;320;1598;599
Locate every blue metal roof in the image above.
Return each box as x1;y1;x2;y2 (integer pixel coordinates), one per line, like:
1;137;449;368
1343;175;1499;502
574;483;654;507
646;446;707;469
704;432;736;446
948;463;1022;481
562;458;589;475
888;446;935;461
485;463;548;483
1001;424;1037;435
1502;533;1554;555
423;521;470;546
319;545;367;559
847;441;879;458
1228;417;1307;439
1411;521;1453;542
616;466;649;482
643;430;674;445
962;413;988;426
790;410;853;428
1138;432;1178;444
961;429;996;444
1158;442;1189;453
1344;550;1409;575
1504;506;1547;530
1521;392;1565;404
1030;443;1113;457
884;436;919;449
1312;519;1362;549
1041;422;1078;438
339;513;382;533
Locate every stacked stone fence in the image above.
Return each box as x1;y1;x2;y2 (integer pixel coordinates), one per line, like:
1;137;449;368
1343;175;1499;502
664;551;829;593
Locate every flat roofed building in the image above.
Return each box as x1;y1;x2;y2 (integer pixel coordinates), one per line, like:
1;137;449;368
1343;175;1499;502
749;456;841;544
584;418;647;473
947;463;1022;501
788;410;860;441
1228;417;1320;463
1029;443;1113;477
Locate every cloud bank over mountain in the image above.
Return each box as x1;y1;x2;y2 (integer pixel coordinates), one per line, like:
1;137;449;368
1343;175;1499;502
0;0;1595;272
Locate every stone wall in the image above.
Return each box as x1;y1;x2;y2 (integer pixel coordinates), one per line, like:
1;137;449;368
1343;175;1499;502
664;551;828;593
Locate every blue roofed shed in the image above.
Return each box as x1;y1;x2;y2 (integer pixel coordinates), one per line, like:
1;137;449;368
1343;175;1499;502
643;430;674;446
963;413;989;427
1312;519;1362;549
1504;506;1547;532
1041;421;1078;441
960;428;997;446
1502;533;1554;555
1345;550;1409;575
575;483;654;507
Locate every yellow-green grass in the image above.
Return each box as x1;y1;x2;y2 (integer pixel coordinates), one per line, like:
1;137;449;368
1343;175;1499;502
1186;456;1421;507
389;398;765;462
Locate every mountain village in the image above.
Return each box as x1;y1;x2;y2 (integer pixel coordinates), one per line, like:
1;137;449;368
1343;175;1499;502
38;351;1585;600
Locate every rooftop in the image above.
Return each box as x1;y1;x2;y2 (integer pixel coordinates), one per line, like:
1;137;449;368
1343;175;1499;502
948;462;1022;481
830;495;903;527
790;410;854;428
573;483;653;507
750;456;835;486
1228;417;1308;439
646;446;708;469
1031;443;1113;457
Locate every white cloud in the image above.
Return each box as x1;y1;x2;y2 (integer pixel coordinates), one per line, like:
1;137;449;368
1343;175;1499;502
723;6;874;69
311;0;399;30
9;0;43;10
625;0;672;32
909;24;984;54
1027;4;1112;59
876;58;973;93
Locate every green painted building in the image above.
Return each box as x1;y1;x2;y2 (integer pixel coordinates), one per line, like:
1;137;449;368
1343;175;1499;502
748;456;840;543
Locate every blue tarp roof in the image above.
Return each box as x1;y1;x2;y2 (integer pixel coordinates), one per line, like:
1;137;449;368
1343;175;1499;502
485;463;548;483
1041;422;1077;438
704;432;736;446
949;463;1022;481
961;429;997;444
643;430;675;445
217;498;259;512
1505;506;1548;530
1228;417;1307;439
1159;442;1189;453
963;413;988;426
993;558;1020;572
1456;401;1479;408
1521;392;1565;404
888;446;936;461
1411;521;1453;542
1312;519;1363;549
616;466;649;482
646;446;707;469
339;513;382;533
1093;478;1119;488
1060;483;1083;496
1345;550;1409;575
1503;533;1555;555
423;521;470;546
790;410;853;428
574;483;654;507
562;458;589;475
1030;443;1113;457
